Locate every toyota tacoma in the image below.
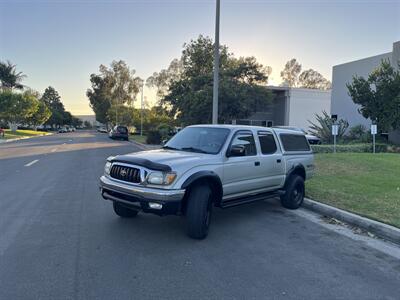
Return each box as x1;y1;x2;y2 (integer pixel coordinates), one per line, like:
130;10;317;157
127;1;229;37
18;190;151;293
99;125;314;239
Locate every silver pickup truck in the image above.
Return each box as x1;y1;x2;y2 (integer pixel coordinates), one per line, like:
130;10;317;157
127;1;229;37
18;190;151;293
99;125;314;239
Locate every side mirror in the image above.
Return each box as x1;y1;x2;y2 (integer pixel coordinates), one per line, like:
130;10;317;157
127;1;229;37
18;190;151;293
228;144;246;157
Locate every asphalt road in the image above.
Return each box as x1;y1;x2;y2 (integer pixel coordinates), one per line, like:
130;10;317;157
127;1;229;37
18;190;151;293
0;131;399;300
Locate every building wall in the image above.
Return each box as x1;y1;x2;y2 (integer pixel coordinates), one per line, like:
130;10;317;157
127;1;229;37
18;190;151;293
288;88;331;131
330;52;392;127
272;92;287;126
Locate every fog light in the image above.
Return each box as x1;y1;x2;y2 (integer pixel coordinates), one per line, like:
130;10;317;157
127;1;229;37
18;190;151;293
149;202;163;210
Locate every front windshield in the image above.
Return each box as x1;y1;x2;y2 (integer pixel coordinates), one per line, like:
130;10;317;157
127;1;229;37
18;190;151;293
164;127;230;154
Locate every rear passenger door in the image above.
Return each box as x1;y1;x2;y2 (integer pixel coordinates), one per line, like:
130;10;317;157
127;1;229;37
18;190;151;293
222;130;264;197
257;131;285;189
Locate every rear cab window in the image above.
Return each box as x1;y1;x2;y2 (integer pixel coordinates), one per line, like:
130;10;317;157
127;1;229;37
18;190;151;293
279;133;310;152
258;131;277;154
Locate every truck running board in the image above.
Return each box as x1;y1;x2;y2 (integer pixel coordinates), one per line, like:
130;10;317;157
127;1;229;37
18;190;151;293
220;190;284;209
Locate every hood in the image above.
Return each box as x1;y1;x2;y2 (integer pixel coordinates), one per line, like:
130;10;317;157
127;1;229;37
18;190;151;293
111;149;218;171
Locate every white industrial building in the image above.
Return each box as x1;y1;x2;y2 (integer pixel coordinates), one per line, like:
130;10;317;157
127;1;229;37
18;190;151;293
330;41;400;144
233;86;331;131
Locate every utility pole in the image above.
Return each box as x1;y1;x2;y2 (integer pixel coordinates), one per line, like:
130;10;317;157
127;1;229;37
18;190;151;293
212;0;220;124
115;99;118;126
140;81;144;136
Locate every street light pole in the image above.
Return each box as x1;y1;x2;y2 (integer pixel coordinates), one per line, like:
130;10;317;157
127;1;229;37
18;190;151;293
140;82;144;136
212;0;220;124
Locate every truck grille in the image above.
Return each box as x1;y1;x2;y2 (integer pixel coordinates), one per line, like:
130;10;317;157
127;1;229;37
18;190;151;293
110;165;141;183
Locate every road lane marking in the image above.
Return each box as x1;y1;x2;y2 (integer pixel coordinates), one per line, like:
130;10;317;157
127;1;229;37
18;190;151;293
24;159;39;167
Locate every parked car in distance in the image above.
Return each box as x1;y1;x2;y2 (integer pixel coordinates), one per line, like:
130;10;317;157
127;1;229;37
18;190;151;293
58;127;68;133
274;126;321;144
98;127;108;133
109;125;129;141
99;125;314;239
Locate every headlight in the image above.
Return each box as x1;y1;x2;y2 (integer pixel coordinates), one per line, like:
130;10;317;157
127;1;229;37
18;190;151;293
104;162;112;175
147;171;177;185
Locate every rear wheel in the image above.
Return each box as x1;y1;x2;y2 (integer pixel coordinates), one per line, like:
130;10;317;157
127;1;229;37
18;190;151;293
113;201;139;218
186;183;213;239
280;175;304;209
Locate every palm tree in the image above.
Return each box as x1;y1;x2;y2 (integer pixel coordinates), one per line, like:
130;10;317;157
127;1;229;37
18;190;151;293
0;60;26;91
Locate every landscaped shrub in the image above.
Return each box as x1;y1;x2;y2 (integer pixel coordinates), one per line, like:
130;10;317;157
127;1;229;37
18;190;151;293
347;124;366;140
311;143;388;153
308;110;349;143
146;130;161;144
157;123;173;140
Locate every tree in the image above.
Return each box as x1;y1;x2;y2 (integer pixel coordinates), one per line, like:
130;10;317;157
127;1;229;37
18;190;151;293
84;121;92;128
0;90;39;131
71;117;83;128
27;98;51;129
107;105;136;127
308;110;349;143
87;60;142;125
347;60;400;132
0;60;26;91
280;58;302;87
62;111;73;126
146;59;183;100
157;35;273;125
41;86;66;127
87;73;113;125
299;69;331;90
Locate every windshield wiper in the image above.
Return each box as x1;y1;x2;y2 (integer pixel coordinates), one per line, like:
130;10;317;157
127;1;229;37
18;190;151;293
162;145;179;150
180;147;208;154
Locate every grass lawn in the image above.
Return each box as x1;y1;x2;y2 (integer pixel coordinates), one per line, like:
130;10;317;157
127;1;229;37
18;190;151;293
306;153;400;228
2;129;51;140
129;134;147;144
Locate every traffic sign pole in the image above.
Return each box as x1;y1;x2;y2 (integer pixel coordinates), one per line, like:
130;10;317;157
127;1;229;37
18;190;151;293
371;124;377;154
332;124;339;153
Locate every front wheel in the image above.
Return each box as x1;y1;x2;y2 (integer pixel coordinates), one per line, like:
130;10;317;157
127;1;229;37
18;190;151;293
280;175;305;209
186;183;213;239
113;201;139;218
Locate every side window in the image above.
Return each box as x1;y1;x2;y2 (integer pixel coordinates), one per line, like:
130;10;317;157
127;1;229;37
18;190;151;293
230;131;257;156
258;132;277;154
280;134;310;151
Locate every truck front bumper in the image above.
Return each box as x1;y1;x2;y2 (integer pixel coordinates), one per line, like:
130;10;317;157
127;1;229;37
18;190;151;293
99;175;186;215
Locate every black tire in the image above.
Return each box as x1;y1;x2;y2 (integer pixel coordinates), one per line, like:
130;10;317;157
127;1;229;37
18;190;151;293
113;201;139;218
280;175;305;209
186;183;213;239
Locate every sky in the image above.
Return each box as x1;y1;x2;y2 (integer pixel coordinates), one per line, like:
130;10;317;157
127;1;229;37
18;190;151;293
1;0;399;115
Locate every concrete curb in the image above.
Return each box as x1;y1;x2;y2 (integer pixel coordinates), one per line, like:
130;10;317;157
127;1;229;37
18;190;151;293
303;198;400;245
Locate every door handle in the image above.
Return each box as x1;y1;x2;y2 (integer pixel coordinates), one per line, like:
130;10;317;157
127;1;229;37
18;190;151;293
255;161;260;166
277;159;281;163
